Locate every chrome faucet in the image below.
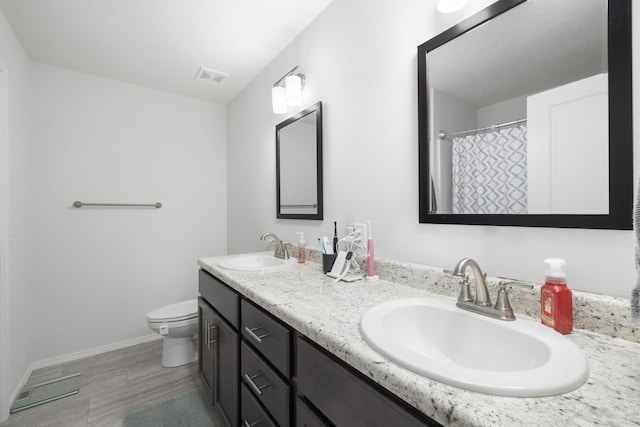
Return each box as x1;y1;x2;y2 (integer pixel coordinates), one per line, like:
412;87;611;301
260;233;290;260
451;258;533;321
452;258;491;306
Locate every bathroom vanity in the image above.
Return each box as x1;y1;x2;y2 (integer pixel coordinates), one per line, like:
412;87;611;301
198;254;640;426
198;267;435;426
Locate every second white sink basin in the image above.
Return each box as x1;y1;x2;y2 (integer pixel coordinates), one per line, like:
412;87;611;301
360;298;588;397
218;253;296;272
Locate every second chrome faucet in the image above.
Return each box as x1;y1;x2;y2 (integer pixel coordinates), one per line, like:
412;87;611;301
451;258;533;321
260;233;290;260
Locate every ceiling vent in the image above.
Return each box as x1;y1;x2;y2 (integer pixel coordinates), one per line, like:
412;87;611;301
195;67;229;84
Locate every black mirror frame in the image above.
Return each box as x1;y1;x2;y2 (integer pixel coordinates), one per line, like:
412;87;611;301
418;0;633;229
276;102;323;220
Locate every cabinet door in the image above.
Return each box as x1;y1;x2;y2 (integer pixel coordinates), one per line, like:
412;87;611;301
198;298;215;395
214;314;239;427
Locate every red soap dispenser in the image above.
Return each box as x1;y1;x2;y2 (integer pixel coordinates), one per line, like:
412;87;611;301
541;258;572;334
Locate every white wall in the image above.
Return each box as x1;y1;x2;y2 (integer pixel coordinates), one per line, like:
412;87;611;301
1;5;229;412
25;62;228;361
477;96;526;127
0;7;35;421
227;0;638;298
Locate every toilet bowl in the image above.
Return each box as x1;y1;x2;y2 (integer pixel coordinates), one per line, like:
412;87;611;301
147;299;198;367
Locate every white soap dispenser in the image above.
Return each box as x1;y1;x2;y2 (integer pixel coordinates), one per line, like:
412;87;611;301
296;232;306;264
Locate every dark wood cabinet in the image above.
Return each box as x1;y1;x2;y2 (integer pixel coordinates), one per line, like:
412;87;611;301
199;268;439;427
199;270;240;427
295;397;330;427
241;383;278;427
241;299;291;378
198;298;215;393
215;314;239;426
241;341;291;426
295;336;440;427
240;299;292;426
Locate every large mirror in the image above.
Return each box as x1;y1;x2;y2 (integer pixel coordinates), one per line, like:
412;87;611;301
418;0;632;229
276;102;323;220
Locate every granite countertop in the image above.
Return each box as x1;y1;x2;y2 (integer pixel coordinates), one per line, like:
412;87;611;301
198;253;640;427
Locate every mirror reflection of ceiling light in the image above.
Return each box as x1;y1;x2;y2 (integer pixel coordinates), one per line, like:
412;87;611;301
272;66;305;114
437;0;468;13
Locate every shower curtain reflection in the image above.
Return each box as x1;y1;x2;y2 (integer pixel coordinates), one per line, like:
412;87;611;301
451;126;528;214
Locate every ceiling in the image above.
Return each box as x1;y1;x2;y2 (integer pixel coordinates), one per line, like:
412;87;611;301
0;0;333;104
427;0;607;108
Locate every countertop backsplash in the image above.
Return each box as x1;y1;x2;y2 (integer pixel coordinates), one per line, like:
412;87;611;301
305;249;638;344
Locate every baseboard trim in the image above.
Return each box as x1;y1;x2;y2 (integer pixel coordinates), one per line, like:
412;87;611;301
9;334;161;408
31;334;161;370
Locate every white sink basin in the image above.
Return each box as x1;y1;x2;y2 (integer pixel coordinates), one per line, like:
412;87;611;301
360;298;588;397
218;253;296;272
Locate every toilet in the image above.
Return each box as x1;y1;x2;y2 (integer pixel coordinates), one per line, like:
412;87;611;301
147;299;198;367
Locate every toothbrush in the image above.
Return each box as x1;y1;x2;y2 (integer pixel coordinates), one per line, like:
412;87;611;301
323;236;333;255
333;221;338;254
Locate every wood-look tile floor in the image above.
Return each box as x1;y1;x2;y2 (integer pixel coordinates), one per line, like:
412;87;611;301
0;340;203;427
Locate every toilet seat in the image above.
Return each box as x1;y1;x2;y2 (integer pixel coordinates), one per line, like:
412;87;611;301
147;299;198;323
147;317;197;329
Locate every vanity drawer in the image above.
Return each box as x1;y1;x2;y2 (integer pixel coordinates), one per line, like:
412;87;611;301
296;397;330;427
296;336;432;427
199;269;239;329
241;299;291;378
241;341;291;427
241;383;277;427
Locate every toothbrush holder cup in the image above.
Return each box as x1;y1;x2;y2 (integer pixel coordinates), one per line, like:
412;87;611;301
322;254;338;273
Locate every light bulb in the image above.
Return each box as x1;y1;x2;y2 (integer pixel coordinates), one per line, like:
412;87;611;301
272;86;287;114
437;0;467;13
285;74;302;106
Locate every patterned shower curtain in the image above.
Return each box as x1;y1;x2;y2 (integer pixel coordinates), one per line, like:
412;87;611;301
451;125;527;214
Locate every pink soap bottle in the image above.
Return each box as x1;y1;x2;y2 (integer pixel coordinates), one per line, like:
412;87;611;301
296;232;306;264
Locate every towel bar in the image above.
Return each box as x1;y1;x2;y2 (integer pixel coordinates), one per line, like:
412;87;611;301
73;201;162;208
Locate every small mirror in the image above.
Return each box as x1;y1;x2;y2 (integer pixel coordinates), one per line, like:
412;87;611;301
276;102;323;220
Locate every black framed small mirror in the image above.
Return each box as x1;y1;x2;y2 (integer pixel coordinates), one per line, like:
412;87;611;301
276;102;323;220
418;0;632;229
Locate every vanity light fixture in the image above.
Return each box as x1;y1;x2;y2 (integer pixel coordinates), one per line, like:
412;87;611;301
437;0;468;13
272;86;287;114
272;66;305;114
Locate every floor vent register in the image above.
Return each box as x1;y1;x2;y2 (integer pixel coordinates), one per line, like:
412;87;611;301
10;372;82;413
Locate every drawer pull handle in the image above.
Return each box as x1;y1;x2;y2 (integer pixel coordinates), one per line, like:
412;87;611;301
205;321;209;349
208;323;217;347
242;420;261;427
243;373;270;396
244;326;271;343
205;321;212;349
